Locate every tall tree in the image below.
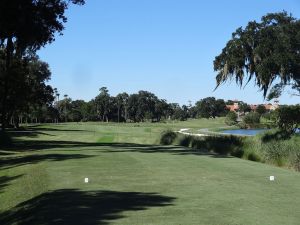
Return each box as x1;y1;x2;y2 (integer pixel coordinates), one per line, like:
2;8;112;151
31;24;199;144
95;87;111;122
214;12;300;98
0;0;85;130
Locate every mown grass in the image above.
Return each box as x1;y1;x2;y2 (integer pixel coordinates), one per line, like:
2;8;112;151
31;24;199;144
0;120;300;225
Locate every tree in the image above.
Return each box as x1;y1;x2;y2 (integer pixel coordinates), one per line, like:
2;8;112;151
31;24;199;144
0;0;85;130
225;111;238;125
256;105;267;115
0;57;54;128
238;102;251;114
214;12;300;98
95;87;111;122
195;97;227;119
127;94;139;122
154;99;170;122
115;93;129;122
276;105;300;134
241;112;261;128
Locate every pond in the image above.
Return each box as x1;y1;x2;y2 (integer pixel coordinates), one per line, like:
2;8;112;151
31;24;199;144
220;129;268;136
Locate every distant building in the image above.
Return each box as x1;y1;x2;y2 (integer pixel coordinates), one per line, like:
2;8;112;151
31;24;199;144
226;102;239;112
226;100;279;112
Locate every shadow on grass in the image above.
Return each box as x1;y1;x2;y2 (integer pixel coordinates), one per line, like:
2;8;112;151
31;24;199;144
0;153;93;169
0;175;23;193
2;139;231;158
0;189;175;225
26;125;93;133
8;130;55;138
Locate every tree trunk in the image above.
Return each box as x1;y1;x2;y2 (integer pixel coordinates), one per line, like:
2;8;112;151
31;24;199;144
1;37;13;131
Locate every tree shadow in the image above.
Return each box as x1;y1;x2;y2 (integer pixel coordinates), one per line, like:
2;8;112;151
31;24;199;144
0;189;175;225
0;153;93;170
96;143;232;158
27;126;93;133
2;139;231;158
8;130;55;138
0;175;24;193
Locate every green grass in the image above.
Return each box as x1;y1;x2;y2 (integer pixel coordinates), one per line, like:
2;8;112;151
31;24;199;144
1;120;300;225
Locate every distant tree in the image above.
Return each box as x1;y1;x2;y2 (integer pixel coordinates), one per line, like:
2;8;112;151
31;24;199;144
256;105;267;115
154;99;170;122
115;92;129;122
225;100;235;105
239;102;251;114
57;96;72;122
127;94;139;122
95;87;111;122
188;106;198;118
195;97;227;119
214;12;300;98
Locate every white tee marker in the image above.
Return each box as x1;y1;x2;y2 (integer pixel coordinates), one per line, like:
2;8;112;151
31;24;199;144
269;176;275;181
84;178;89;183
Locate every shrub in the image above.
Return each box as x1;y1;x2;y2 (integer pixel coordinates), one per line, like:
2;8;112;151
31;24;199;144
190;135;244;157
160;130;177;145
261;140;294;167
178;135;192;147
242;112;261;128
225;111;237;125
247;152;261;162
292;152;300;171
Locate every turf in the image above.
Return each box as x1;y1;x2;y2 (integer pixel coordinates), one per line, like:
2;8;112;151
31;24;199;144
0;120;300;225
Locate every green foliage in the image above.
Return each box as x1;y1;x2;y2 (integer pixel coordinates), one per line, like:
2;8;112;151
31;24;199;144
178;136;192;147
225;111;238;125
247;152;261;162
276;105;300;134
160;130;177;145
256;105;267;115
0;0;85;129
195;97;228;119
238;102;251;113
214;11;300;97
242;130;300;170
187;135;244;157
241;112;261;128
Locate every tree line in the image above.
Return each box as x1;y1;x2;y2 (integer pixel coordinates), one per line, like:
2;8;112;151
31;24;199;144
16;87;230;125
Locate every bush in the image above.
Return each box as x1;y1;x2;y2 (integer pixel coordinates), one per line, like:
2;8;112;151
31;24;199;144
247;152;261;162
261;141;290;166
178;136;192;147
242;112;261;128
225;111;237;125
190;135;244;157
292;152;300;171
160;130;177;145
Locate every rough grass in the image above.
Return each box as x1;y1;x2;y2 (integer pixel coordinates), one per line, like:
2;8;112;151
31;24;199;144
0;120;300;225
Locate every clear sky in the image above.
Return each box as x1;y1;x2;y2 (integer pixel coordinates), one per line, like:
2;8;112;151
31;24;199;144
38;0;300;105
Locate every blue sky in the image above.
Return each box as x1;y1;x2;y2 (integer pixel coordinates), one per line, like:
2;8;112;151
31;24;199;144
38;0;300;105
